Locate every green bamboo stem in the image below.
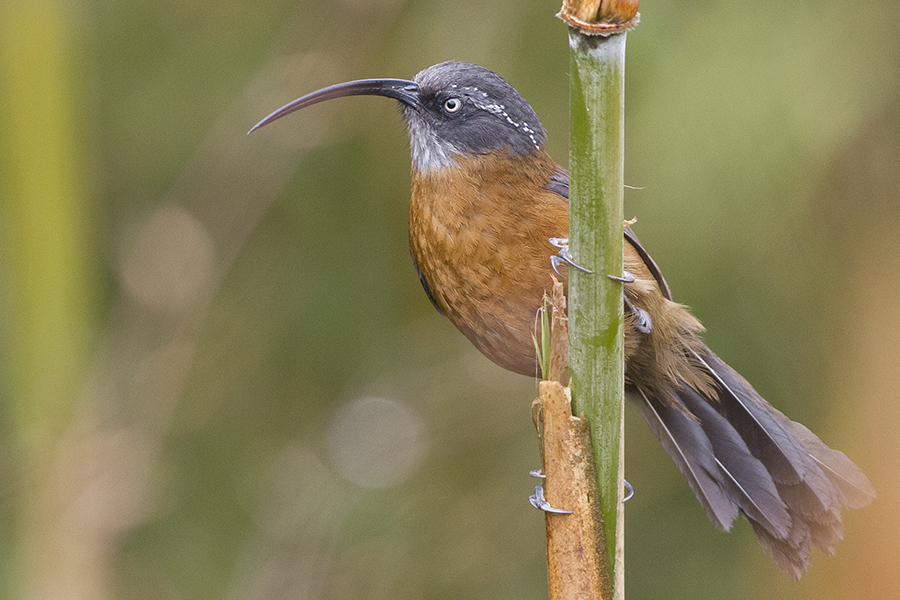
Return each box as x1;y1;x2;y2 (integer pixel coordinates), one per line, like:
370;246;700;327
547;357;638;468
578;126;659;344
0;2;95;598
567;29;627;600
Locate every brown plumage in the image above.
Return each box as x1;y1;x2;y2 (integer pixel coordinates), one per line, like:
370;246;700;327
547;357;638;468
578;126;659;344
251;60;875;578
409;150;566;374
409;149;711;399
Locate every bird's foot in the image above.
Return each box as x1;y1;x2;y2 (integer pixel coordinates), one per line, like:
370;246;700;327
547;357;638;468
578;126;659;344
528;469;570;513
607;269;651;333
624;296;652;333
528;469;635;510
607;270;636;283
529;485;573;514
548;238;593;277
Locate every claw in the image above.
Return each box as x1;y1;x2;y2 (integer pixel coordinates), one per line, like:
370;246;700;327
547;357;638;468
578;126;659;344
624;297;652;334
607;270;636;283
529;484;573;514
530;470;631;507
550;255;566;278
548;237;593;276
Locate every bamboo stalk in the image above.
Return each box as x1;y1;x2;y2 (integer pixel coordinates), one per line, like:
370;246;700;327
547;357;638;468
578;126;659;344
564;2;637;596
0;3;97;598
535;280;610;600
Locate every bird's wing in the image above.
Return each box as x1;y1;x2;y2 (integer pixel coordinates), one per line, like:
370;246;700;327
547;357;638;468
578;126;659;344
544;167;672;300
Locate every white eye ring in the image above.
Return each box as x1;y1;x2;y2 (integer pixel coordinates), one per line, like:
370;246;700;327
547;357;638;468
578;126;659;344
443;97;461;113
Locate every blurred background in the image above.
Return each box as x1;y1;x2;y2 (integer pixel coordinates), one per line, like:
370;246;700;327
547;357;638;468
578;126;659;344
1;0;898;598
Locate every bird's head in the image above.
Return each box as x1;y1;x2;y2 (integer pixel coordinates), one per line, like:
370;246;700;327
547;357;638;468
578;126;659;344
250;61;547;172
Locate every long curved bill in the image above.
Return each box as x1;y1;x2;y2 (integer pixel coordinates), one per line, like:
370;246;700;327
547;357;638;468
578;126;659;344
248;78;420;134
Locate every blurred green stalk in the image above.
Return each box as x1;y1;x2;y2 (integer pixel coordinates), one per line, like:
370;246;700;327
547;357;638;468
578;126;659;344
0;1;95;596
567;30;627;599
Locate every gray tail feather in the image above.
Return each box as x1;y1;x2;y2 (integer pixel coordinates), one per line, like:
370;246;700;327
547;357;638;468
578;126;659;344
629;344;875;579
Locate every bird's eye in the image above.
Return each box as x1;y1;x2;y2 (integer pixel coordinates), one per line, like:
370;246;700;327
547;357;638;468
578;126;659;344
443;97;462;113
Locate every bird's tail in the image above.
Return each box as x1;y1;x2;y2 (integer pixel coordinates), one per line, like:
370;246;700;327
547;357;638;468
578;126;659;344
629;345;875;579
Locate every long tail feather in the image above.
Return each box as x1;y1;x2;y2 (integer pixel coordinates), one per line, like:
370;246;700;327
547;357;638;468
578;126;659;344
631;344;875;578
630;386;738;531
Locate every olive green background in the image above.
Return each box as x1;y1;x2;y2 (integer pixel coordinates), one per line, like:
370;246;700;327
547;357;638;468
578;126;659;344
1;1;898;598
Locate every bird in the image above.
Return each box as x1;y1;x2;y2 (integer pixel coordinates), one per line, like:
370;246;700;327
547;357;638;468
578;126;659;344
250;60;875;578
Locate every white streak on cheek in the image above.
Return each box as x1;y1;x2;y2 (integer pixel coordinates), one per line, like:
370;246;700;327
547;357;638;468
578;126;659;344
474;101;540;150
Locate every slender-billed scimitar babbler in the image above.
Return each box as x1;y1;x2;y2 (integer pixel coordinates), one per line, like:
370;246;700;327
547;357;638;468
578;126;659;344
251;61;875;578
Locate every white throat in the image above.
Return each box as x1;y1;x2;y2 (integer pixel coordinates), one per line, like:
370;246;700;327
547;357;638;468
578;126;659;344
405;116;460;172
